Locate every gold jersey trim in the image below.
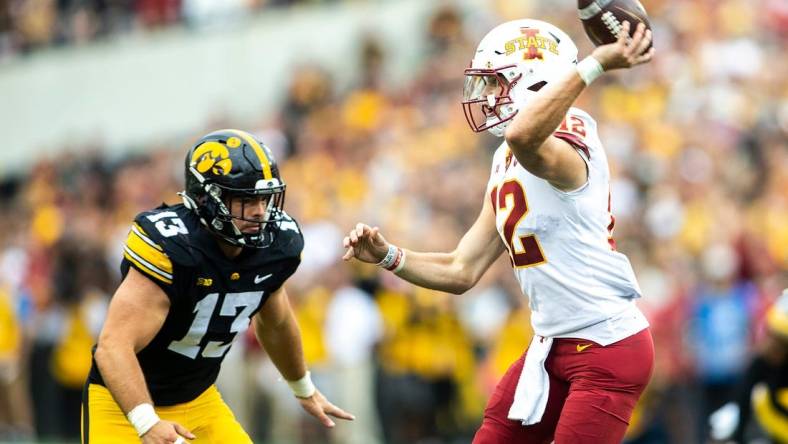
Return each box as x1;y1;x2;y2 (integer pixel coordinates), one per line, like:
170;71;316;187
124;226;173;284
132;224;163;251
752;384;788;442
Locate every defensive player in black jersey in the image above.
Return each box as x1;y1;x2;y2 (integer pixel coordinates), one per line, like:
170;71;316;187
709;289;788;443
82;130;353;444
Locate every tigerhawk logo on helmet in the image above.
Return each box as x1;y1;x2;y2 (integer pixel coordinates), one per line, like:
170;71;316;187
462;19;579;137
179;129;286;249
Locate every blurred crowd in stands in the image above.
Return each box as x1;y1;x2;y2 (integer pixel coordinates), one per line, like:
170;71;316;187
0;0;786;443
0;0;342;59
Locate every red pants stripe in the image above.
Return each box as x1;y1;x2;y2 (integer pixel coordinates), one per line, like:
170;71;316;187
473;328;654;444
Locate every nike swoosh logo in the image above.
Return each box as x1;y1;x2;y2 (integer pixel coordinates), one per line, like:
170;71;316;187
576;343;592;352
254;273;273;284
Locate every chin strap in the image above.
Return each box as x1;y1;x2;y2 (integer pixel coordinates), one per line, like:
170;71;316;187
180;189;246;246
487;122;507;137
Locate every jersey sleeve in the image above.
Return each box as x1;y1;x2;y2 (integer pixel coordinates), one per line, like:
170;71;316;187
553;107;600;163
273;213;304;287
120;208;195;300
121;221;175;289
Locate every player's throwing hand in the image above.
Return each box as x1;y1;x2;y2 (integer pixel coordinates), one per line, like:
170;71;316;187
591;21;654;71
342;223;389;264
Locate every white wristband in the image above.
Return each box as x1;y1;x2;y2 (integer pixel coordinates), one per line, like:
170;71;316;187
127;403;160;437
286;371;316;398
375;244;398;269
392;249;406;274
576;56;605;85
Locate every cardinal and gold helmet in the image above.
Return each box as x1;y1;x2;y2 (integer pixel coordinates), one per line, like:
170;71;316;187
462;19;579;137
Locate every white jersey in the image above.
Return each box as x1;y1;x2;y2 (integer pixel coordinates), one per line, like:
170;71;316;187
487;107;648;345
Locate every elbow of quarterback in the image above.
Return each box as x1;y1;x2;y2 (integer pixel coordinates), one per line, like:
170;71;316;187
504;125;543;154
441;259;480;295
444;277;475;295
446;285;470;295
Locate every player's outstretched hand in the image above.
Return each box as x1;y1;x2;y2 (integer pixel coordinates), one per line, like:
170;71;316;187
297;389;355;428
342;223;389;264
142;420;195;444
591;21;654;71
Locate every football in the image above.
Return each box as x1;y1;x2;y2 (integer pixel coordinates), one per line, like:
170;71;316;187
578;0;652;47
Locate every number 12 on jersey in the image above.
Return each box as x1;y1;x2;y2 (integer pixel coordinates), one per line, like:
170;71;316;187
492;180;547;268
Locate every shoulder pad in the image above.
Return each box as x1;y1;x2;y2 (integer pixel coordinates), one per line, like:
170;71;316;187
233;212;304;284
492;141;509;160
554;108;601;161
271;212;304;260
128;204;202;269
567;107;595;124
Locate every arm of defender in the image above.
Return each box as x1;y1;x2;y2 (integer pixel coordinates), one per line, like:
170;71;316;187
94;267;194;442
343;191;505;295
95;267;168;413
252;286;307;382
504;21;654;191
253;286;354;428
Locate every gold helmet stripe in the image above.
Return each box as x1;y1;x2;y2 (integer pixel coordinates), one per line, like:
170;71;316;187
226;129;273;180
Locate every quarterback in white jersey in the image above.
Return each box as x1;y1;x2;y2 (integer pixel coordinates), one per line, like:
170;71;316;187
487;106;648;345
344;18;655;444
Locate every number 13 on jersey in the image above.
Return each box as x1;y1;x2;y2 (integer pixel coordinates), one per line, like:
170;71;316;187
492;180;547;268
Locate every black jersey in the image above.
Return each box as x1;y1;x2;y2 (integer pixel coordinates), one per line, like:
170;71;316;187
732;354;788;442
87;204;303;405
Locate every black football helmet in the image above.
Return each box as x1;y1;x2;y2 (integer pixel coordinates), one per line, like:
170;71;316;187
180;129;286;248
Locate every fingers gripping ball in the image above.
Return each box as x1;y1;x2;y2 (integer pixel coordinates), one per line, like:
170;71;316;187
578;0;652;47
